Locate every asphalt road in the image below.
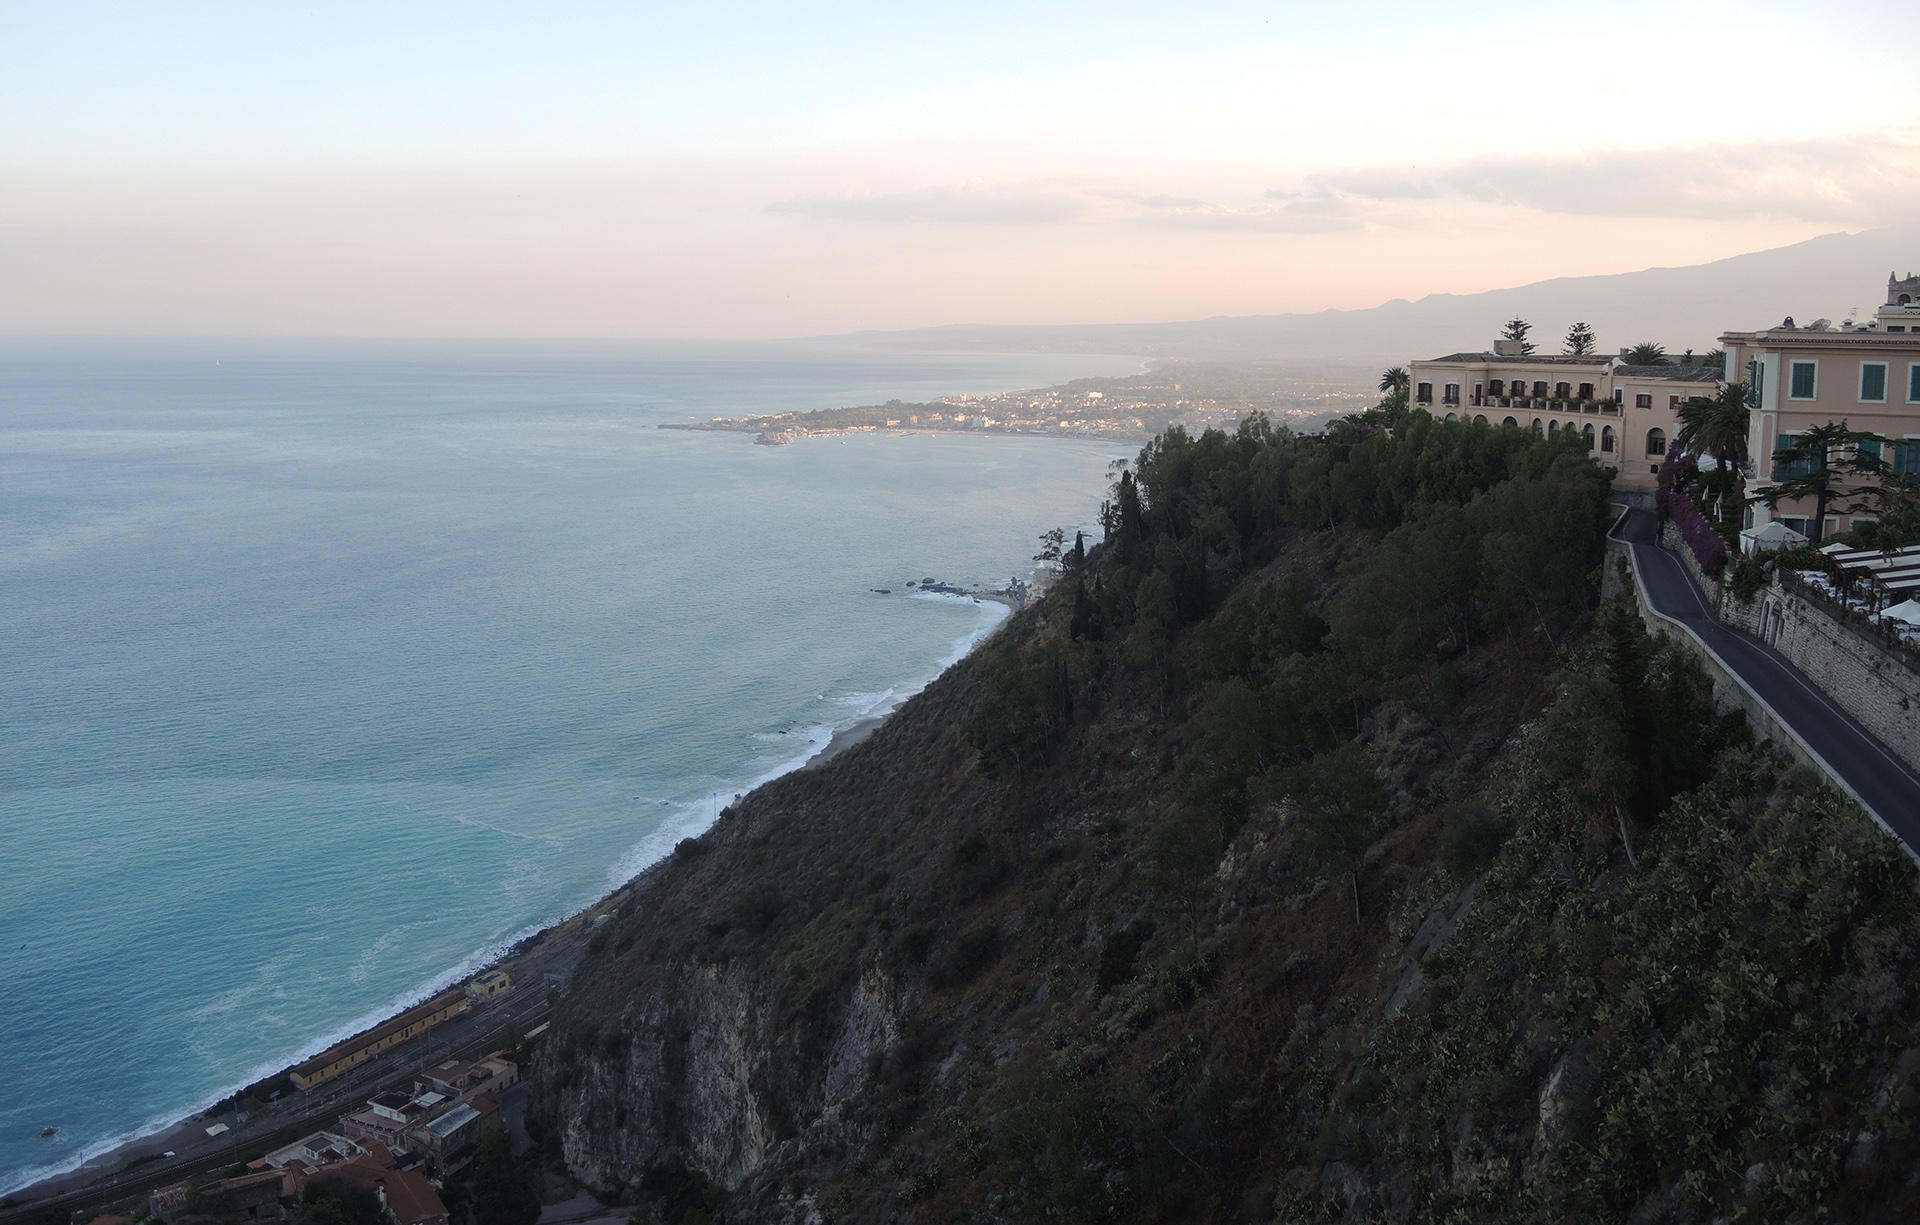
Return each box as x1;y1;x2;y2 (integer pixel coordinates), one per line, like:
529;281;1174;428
1615;507;1920;856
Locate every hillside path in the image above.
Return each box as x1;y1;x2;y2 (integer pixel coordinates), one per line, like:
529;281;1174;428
1614;507;1920;856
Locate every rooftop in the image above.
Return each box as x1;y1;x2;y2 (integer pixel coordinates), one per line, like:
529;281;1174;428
424;1103;481;1139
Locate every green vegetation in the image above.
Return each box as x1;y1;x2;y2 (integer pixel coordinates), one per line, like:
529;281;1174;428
1625;341;1671;365
1563;321;1597;356
535;391;1920;1222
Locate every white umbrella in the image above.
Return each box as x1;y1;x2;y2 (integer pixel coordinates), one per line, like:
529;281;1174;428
1881;599;1920;627
1741;520;1808;555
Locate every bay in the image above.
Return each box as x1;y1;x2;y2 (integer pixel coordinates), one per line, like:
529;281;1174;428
0;339;1140;1194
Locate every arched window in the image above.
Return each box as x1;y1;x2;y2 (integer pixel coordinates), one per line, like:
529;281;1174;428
1582;423;1595;450
1548;419;1558;433
1601;425;1615;453
1903;294;1914;305
1474;414;1487;425
1444;412;1458;423
1503;416;1518;427
1532;418;1543;434
1647;428;1667;455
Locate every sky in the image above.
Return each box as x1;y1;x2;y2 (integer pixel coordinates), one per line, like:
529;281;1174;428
3;0;1917;338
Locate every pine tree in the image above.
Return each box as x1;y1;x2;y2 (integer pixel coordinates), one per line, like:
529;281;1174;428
1501;318;1536;356
1563;322;1597;356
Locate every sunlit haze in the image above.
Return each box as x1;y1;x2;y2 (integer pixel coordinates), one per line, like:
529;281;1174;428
5;0;1917;337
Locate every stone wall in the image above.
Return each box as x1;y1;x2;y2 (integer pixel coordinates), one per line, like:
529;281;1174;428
1616;521;1920;779
1725;578;1920;771
1661;519;1725;615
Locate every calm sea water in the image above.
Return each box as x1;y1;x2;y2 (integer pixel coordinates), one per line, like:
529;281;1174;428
0;339;1140;1194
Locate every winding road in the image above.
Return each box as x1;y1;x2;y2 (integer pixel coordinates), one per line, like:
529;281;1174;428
1613;507;1920;857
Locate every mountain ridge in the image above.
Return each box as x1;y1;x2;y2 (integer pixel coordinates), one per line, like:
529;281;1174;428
810;226;1919;364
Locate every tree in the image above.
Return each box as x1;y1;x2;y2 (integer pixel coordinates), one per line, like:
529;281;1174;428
1378;367;1409;395
1563;322;1597;356
1675;383;1752;528
471;1126;540;1225
1501;318;1537;356
1625;342;1671;366
1760;421;1884;543
1270;741;1389;927
1033;526;1066;569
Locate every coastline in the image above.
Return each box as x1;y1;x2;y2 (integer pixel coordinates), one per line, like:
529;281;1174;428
1;587;1019;1217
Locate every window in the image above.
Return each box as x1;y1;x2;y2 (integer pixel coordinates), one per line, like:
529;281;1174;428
1582;423;1595;450
1861;362;1888;402
1474;414;1486;425
1912;364;1920;403
1613;388;1624;404
1444;412;1458;423
1533;381;1548;397
1634;393;1652;409
1668;395;1681;409
1646;428;1666;455
1503;416;1517;427
1532;418;1543;434
1776;433;1818;479
1547;419;1558;433
1601;425;1615;453
1789;360;1817;399
1416;381;1432;404
1578;382;1594;399
1892;439;1920;476
1489;379;1505;396
1443;382;1460;405
1555;381;1571;398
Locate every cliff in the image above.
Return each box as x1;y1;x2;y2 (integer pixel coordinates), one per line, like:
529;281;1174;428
530;413;1920;1223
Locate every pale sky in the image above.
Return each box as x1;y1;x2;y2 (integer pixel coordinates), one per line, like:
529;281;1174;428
4;0;1917;337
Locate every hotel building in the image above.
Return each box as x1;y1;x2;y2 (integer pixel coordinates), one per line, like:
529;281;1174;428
1406;343;1721;497
1724;273;1920;539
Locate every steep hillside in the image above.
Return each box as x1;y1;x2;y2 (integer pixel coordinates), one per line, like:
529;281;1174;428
529;411;1920;1223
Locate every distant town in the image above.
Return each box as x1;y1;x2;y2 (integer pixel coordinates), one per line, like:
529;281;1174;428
658;360;1378;445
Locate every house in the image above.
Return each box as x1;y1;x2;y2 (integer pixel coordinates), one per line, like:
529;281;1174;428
464;970;511;1004
148;1171;284;1224
307;1156;450;1225
409;1099;492;1175
1723;273;1920;539
1406;341;1723;496
418;1056;517;1103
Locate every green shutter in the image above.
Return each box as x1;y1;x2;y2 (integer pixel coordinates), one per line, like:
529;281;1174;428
1910;364;1920;403
1862;364;1887;401
1791;362;1816;398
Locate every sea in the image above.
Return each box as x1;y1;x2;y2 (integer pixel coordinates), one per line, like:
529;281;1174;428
0;339;1143;1195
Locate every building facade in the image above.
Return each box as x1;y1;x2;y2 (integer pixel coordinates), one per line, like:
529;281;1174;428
1406;346;1722;495
1723;274;1920;539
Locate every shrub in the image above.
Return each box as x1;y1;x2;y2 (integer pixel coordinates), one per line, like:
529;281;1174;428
1657;488;1729;579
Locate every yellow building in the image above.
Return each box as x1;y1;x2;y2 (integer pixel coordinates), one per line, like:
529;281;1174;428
289;990;470;1091
1724;273;1920;540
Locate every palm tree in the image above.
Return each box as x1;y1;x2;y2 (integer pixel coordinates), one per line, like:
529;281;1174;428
1625;342;1670;366
1378;367;1409;395
1676;384;1751;529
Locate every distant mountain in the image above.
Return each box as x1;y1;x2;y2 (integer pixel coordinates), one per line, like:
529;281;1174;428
817;225;1920;365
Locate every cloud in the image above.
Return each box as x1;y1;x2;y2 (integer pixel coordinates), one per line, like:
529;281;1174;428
1310;131;1920;224
768;182;1097;225
769;180;1387;233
